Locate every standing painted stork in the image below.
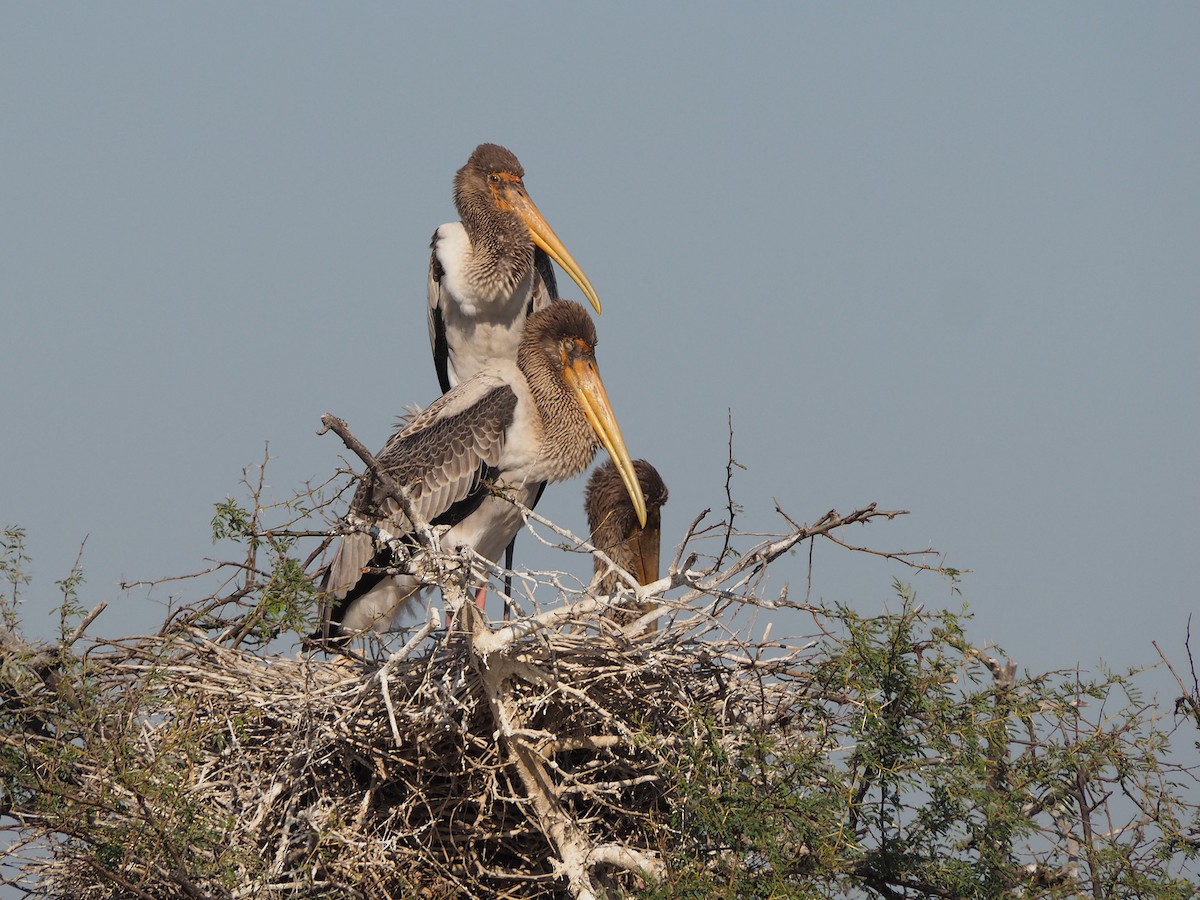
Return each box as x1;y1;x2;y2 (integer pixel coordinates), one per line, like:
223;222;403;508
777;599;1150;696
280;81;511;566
428;143;601;393
585;459;669;627
319;301;645;638
428;143;603;590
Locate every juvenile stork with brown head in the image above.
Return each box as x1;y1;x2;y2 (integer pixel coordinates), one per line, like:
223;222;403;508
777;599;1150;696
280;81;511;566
428;142;601;393
319;301;645;638
585;459;669;628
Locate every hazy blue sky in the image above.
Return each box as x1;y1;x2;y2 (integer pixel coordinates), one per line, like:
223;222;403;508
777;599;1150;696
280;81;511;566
3;3;1197;707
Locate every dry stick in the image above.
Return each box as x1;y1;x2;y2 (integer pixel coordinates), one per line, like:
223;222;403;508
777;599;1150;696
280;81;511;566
1153;638;1200;727
317;413;437;551
700;504;907;593
967;645;1018;690
65;600;107;648
122;562;250;591
821;531;959;574
674;510;710;572
1075;764;1104;900
375;618;439;745
713;409;741;570
243;442;272;595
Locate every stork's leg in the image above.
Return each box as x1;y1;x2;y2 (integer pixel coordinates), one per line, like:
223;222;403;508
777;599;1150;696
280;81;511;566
502;538;516;621
474;584;488;612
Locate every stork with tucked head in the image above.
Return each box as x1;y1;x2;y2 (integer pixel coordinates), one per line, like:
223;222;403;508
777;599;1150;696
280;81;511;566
585;458;668;628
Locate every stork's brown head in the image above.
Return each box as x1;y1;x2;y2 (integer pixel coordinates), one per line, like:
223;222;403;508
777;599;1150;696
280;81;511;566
453;143;601;313
586;459;668;586
520;302;645;526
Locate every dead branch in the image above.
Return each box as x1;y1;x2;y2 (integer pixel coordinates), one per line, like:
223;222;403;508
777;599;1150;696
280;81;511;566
318;412;436;551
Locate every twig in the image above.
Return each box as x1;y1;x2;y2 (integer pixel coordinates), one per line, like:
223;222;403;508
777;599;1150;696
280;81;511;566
317;413;436;550
1153;638;1200;728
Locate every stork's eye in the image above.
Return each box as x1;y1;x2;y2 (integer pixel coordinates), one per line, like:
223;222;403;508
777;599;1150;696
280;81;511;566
561;338;575;357
488;173;501;184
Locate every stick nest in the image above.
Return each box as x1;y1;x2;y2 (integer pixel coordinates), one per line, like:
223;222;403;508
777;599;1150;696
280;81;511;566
7;602;816;899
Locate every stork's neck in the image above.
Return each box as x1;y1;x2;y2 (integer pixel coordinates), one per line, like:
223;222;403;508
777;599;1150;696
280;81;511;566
458;199;535;303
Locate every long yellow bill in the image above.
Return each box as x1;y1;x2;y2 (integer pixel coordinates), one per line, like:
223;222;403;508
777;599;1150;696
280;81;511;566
561;358;647;527
504;187;602;315
632;521;662;586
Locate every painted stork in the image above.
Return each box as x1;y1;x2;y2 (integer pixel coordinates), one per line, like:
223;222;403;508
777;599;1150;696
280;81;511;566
319;301;644;637
427;143;603;590
428;142;601;393
585;459;669;627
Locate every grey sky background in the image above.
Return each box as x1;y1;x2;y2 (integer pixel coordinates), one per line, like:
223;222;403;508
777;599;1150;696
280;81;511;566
3;0;1197;738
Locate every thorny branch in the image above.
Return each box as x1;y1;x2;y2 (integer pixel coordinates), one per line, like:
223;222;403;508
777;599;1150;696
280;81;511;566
1155;620;1200;729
